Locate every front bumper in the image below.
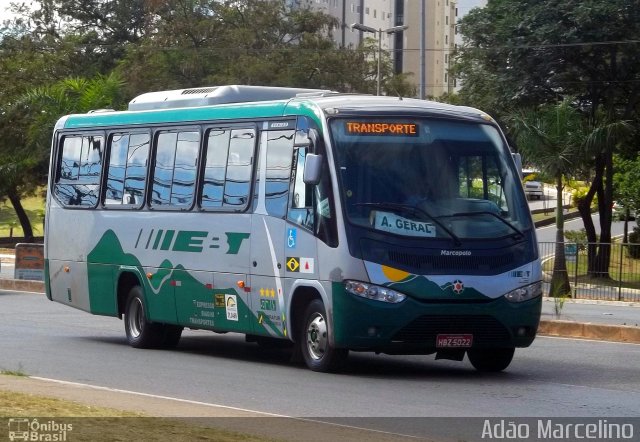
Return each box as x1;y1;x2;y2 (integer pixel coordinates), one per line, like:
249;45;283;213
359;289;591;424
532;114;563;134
332;282;542;353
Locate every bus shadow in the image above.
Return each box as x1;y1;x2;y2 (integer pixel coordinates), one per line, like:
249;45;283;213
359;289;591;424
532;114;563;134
79;333;528;380
174;334;525;380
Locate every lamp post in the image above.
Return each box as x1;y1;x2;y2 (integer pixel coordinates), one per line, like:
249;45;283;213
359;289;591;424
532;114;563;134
350;23;408;96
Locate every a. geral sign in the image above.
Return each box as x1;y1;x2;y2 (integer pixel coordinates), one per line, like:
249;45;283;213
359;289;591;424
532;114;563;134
14;243;44;281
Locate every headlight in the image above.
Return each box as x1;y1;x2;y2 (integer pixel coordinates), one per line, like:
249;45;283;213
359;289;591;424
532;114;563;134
504;281;543;302
344;280;406;303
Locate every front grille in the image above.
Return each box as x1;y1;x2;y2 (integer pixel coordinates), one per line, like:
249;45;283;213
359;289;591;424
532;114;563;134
388;251;514;272
391;315;511;345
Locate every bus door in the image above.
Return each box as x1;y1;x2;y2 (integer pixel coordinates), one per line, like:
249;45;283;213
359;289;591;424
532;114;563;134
249;123;300;339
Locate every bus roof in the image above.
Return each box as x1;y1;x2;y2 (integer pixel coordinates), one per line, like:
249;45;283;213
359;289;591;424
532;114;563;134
60;86;492;130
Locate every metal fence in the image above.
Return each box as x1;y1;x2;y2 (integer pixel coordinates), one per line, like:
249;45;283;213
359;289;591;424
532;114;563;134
539;241;640;302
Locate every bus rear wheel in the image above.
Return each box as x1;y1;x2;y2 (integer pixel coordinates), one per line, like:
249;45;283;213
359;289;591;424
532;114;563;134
467;348;515;372
299;299;348;372
124;286;164;348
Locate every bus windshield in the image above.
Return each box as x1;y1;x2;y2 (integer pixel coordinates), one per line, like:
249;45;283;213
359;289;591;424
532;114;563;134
330;118;531;240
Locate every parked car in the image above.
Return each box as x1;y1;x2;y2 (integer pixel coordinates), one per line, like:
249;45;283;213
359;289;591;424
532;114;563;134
522;169;543;200
524;180;543;200
613;201;636;221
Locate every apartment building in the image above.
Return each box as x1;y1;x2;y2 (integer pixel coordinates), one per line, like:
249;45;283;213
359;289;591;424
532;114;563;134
292;0;457;98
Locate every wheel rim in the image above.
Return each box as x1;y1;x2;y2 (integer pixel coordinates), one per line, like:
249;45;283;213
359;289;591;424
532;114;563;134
128;298;144;338
306;312;327;361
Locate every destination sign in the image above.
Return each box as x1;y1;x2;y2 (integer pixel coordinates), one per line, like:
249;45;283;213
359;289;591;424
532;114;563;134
345;121;419;136
372;211;435;238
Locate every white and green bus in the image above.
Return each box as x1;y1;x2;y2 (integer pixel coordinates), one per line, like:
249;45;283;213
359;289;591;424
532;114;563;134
45;85;542;372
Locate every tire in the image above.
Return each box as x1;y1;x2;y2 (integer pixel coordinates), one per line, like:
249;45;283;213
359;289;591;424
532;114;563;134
299;299;348;372
467;348;515;372
124;286;164;348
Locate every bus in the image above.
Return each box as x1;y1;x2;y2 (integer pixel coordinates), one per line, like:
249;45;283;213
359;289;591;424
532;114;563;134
45;85;542;372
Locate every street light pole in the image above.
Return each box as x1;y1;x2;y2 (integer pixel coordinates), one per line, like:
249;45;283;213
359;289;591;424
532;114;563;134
350;23;408;96
377;30;382;95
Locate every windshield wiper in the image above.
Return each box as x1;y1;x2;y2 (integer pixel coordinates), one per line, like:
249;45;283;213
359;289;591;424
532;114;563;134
445;211;524;239
354;202;462;246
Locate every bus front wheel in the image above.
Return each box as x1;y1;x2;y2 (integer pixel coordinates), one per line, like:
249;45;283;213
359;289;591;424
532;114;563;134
124;286;164;348
299;299;348;372
467;348;515;372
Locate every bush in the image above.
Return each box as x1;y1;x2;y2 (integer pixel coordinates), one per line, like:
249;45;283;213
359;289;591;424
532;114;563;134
564;229;589;251
628;227;640;259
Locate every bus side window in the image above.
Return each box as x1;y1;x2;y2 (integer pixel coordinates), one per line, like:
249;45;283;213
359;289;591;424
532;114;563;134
55;135;103;207
265;130;295;218
105;133;150;208
287;147;338;246
287;147;314;229
151;130;199;208
314;154;338;247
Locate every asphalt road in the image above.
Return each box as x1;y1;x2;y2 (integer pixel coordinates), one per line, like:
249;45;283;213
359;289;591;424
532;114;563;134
2;290;639;424
535;213;627;244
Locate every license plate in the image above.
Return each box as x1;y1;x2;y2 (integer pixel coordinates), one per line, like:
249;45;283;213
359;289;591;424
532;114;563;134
436;334;473;348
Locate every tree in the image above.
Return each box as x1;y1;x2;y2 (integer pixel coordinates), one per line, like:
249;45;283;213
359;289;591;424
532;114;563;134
510;98;585;297
115;0;414;96
455;0;640;276
2;73;126;239
612;156;640;243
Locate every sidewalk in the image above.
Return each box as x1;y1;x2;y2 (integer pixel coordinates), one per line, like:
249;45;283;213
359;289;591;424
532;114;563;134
539;297;640;342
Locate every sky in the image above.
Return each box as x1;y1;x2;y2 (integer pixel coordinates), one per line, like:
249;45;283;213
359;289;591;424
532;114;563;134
0;0;32;22
456;0;488;16
0;0;15;19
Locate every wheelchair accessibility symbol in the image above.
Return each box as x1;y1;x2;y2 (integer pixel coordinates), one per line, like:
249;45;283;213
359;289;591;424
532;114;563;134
287;228;297;249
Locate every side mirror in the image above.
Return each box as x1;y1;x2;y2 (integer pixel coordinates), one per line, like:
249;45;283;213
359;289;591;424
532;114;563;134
294;127;319;148
303;153;323;186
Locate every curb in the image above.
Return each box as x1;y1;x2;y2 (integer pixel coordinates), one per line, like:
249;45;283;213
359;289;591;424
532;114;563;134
539;320;640;343
0;278;44;293
533;210;583;228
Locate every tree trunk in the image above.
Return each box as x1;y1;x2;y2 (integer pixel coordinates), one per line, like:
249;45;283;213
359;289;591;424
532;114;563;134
592;146;614;279
7;186;34;242
550;174;571;297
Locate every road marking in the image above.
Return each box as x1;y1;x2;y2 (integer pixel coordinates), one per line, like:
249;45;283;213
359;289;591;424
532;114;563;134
29;376;423;439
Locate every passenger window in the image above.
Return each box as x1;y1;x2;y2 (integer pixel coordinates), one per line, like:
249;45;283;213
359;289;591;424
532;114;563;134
105;133;150;207
105;134;129;204
201;128;255;210
225;129;255;208
172;131;199;206
201;129;231;208
151;130;199;208
265;130;295;218
123;134;150;206
55;135;103;207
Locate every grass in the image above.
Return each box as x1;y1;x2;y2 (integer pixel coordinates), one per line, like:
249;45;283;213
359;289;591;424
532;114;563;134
0;389;274;441
0;367;27;377
542;247;640;289
0;191;46;238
